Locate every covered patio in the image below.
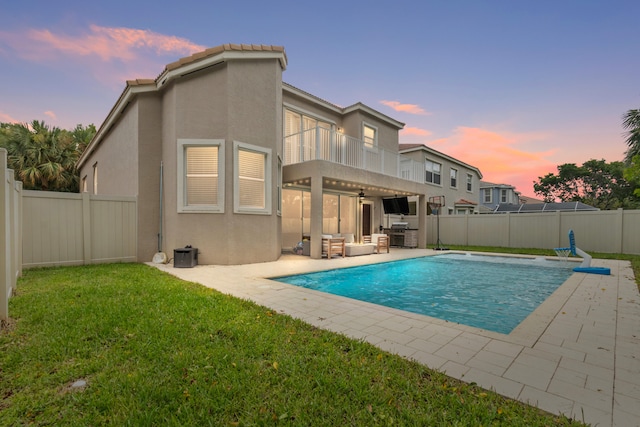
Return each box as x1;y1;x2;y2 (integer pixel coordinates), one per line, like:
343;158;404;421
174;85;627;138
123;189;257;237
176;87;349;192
282;159;430;259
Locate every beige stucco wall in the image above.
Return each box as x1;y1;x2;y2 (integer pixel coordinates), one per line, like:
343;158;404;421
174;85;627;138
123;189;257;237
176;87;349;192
282;91;343;126
343;110;400;152
136;94;163;262
160;58;283;265
79;101;139;197
401;149;481;214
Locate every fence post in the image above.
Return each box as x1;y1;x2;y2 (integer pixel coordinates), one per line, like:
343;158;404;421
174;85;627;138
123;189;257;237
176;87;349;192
82;192;92;264
1;149;10;322
555;210;562;248
616;208;624;254
16;182;22;278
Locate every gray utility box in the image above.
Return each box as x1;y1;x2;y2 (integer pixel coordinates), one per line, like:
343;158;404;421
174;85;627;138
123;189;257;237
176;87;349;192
174;247;198;268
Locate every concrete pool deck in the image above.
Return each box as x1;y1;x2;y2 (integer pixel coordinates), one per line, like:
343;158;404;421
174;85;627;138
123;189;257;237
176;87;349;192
151;250;639;427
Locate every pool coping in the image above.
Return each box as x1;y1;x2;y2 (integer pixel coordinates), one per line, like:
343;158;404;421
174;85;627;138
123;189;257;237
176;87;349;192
150;249;640;427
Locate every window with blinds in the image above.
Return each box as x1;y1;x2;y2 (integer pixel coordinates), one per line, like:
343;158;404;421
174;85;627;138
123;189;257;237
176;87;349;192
238;149;265;209
186;146;218;205
363;123;377;147
177;139;225;213
234;141;271;214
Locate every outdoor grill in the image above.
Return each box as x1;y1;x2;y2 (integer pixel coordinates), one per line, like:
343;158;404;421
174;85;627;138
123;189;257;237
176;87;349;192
387;222;417;248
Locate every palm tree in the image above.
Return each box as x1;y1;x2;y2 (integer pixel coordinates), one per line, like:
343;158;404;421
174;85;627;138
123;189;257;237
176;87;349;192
623;109;640;164
2;121;80;192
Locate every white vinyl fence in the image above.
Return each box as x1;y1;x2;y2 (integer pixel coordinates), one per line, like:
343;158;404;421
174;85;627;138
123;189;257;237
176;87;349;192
1;149;22;322
22;191;137;268
427;209;640;255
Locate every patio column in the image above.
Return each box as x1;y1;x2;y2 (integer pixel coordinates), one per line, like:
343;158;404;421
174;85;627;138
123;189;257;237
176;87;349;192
418;194;427;248
309;174;324;259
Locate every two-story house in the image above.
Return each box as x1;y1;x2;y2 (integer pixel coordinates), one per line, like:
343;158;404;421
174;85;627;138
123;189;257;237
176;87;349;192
479;181;521;212
399;144;482;216
77;44;437;265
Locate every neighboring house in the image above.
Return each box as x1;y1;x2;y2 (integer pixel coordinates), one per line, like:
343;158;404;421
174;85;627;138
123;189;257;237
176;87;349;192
77;43;438;265
479;181;521;212
399;144;482;215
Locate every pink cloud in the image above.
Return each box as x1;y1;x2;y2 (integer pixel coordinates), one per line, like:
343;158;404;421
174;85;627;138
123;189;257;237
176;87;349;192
13;25;205;62
429;126;557;197
0;111;19;123
0;25;206;88
380;100;430;115
401;126;432;137
44;110;57;120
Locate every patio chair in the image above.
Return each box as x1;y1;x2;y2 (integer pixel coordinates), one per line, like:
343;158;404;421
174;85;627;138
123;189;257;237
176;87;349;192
364;234;389;254
322;236;345;259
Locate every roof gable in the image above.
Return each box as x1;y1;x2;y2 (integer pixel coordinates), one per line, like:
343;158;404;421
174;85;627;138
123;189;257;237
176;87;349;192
77;44;287;168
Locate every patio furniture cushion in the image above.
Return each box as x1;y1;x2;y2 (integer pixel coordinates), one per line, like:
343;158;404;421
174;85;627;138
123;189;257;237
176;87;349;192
345;243;375;257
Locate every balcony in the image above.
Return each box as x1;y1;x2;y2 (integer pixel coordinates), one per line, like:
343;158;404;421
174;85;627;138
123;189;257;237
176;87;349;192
283;127;424;184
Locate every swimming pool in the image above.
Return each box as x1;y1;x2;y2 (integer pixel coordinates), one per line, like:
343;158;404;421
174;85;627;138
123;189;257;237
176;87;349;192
274;253;574;334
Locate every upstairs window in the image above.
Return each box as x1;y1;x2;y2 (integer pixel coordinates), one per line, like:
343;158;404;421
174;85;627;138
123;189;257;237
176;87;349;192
501;189;508;203
466;174;473;192
482;188;492;203
363;123;377;148
425;160;441;185
450;168;458;188
178;139;225;213
234;141;272;215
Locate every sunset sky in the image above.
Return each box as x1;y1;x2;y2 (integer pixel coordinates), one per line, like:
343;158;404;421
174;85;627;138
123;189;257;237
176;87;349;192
1;0;638;197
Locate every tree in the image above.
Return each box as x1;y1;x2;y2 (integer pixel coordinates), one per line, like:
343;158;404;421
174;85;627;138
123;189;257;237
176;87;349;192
623;109;640;164
624;154;640;197
0;121;95;192
533;159;639;209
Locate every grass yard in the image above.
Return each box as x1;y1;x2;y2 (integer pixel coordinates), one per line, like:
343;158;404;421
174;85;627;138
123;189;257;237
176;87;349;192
1;263;587;426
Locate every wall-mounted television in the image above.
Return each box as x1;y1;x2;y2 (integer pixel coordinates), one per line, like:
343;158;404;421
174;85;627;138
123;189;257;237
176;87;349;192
382;197;410;214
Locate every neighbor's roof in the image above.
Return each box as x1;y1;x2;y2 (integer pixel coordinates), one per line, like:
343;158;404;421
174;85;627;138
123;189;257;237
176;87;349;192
479;180;516;189
455;198;478;206
77;44;287;168
492;202;599;213
399;144;483;178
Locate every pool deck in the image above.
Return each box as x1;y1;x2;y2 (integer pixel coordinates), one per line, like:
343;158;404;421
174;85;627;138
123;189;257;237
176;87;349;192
151;250;640;427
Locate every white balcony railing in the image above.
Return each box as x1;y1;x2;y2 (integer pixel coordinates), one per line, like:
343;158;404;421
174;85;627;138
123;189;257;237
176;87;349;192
284;127;424;184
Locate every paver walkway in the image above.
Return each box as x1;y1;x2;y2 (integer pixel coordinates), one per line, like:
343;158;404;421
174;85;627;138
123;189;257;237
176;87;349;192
152;250;640;427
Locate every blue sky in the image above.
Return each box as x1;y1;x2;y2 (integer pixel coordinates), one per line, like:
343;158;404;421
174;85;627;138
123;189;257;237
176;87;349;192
1;0;638;197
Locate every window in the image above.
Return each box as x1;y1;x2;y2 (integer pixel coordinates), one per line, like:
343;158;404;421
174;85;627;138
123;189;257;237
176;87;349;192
363;123;377;148
277;156;282;215
425;159;441;185
92;162;98;194
284;108;332;162
482;188;492;203
177;139;225;213
501;189;508;203
234;141;271;214
81;176;87;193
450;168;458;188
466;174;473;192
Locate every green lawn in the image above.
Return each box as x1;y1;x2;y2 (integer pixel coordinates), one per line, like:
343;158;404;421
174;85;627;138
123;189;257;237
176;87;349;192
1;263;588;426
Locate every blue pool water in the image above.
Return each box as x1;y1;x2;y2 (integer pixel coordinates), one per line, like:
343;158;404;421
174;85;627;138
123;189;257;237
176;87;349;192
275;253;574;334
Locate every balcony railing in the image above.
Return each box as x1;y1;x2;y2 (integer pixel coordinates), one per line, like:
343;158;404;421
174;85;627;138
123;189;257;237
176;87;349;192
284;127;424;184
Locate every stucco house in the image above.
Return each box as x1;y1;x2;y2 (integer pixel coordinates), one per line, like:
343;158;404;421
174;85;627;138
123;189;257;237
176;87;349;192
399;144;482;215
479;181;521;212
77;43;477;265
